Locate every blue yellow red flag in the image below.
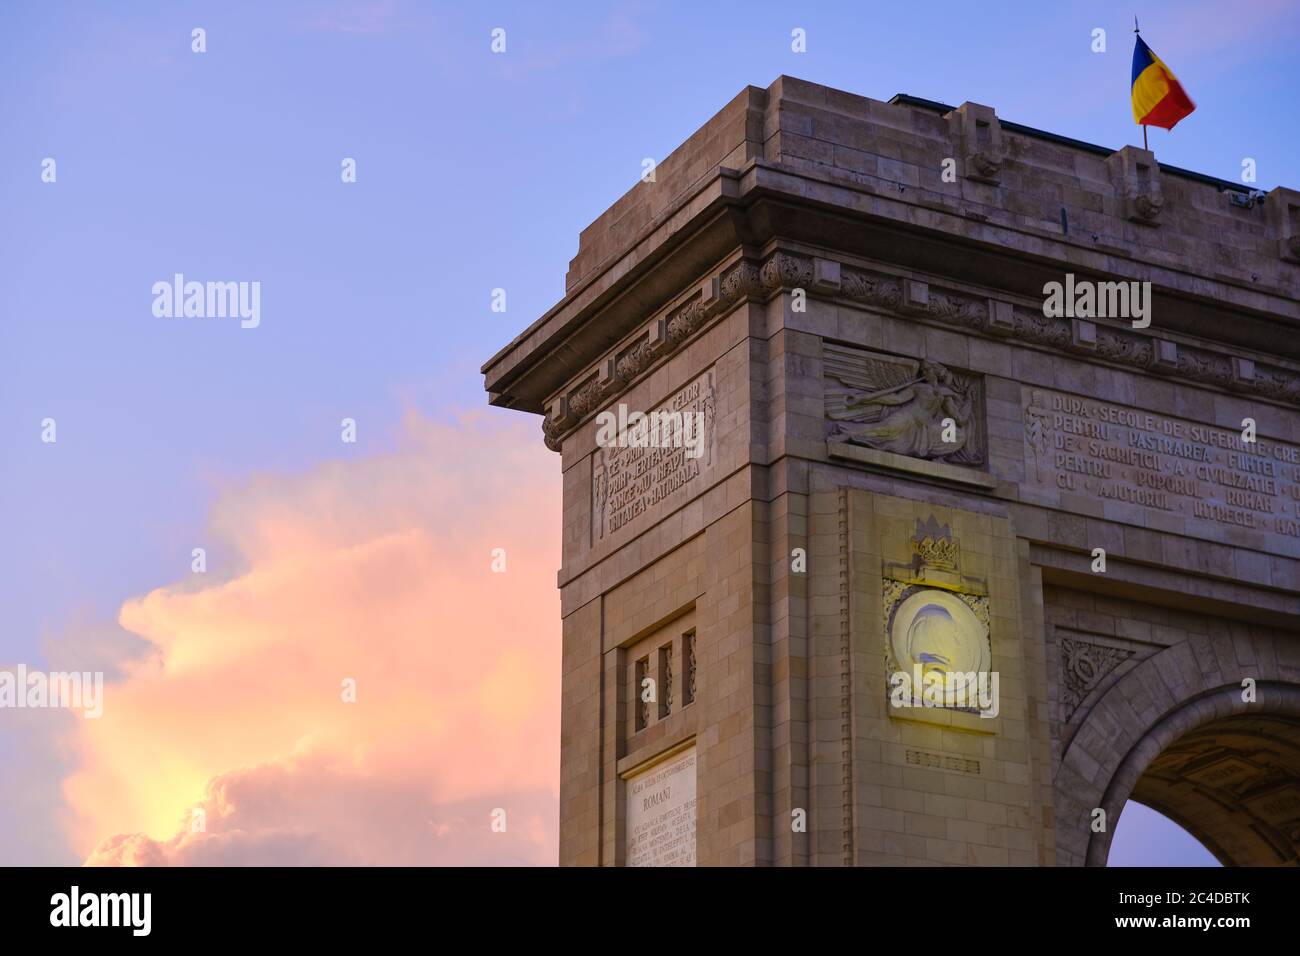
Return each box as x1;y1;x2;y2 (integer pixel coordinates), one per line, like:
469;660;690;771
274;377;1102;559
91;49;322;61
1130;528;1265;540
1131;35;1195;129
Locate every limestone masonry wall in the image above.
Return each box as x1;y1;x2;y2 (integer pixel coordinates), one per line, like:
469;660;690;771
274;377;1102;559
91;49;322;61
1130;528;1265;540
487;76;1300;867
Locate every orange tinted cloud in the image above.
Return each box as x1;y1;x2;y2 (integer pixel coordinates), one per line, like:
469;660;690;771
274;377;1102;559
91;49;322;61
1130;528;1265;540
65;410;561;865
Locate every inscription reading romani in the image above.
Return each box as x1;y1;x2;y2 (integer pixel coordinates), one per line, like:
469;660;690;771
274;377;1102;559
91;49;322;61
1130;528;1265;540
1023;387;1300;542
592;370;715;540
625;747;697;867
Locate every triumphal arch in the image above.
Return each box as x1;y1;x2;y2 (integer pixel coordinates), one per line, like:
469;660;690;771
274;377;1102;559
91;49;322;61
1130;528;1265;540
483;77;1300;866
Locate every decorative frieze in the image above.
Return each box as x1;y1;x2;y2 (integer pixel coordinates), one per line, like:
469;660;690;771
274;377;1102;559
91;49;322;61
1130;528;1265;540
841;267;901;310
540;248;1300;452
759;251;813;291
925;290;987;329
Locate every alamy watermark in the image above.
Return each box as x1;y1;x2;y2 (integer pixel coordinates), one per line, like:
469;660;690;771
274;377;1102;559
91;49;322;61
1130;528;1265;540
1042;273;1151;329
889;665;1000;718
152;273;260;328
0;665;103;718
50;886;150;936
594;403;705;459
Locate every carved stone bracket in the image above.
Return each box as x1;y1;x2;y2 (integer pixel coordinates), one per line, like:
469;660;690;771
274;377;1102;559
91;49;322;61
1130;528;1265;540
1107;146;1164;226
1266;186;1300;263
946;102;1004;186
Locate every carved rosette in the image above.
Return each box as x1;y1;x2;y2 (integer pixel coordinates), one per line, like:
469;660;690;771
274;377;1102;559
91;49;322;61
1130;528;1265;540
1059;636;1134;722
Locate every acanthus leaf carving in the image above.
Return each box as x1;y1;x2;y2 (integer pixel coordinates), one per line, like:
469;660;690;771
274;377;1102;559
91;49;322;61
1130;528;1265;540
759;252;814;291
1095;328;1153;366
719;260;762;302
926;292;987;329
841;268;902;309
1014;309;1071;349
1178;349;1233;387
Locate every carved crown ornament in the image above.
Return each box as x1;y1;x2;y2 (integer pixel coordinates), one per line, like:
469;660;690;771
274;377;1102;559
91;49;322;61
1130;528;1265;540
1058;634;1136;724
882;515;985;595
539;249;1300;452
913;515;960;573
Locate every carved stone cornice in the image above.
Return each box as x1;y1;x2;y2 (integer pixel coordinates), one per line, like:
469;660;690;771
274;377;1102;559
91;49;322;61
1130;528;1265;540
542;258;760;450
540;249;1300;452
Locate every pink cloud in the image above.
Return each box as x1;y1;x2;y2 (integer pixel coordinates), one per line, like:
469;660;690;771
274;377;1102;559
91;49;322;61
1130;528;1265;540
63;410;562;865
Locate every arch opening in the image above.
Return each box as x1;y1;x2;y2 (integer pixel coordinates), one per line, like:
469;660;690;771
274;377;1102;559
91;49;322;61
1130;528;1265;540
1108;801;1220;866
1094;707;1300;866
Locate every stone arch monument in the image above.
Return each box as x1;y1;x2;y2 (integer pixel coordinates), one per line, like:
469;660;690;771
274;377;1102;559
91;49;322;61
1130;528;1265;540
483;77;1300;865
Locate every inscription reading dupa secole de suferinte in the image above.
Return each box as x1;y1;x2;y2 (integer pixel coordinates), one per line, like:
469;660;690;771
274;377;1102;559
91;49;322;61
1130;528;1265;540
1023;387;1300;540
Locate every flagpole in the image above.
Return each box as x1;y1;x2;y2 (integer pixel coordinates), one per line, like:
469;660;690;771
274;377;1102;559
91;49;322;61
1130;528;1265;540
1134;17;1148;150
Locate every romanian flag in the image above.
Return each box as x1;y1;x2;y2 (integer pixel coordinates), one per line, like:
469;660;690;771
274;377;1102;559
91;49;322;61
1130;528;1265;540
1131;35;1195;129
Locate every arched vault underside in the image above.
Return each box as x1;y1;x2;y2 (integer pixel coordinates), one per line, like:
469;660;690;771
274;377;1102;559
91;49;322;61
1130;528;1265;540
1129;709;1300;866
1054;612;1300;868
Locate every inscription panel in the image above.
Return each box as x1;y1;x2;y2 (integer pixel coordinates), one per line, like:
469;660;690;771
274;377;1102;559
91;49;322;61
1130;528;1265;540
592;369;715;541
1022;386;1300;555
625;746;697;867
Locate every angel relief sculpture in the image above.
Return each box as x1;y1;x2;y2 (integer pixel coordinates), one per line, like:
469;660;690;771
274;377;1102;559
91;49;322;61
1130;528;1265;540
824;345;983;466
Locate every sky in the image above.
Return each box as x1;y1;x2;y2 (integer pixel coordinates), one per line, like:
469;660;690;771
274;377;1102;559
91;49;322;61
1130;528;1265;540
2;0;1296;866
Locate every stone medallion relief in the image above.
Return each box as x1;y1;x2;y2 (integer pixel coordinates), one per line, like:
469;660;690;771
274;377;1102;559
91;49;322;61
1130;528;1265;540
883;517;994;718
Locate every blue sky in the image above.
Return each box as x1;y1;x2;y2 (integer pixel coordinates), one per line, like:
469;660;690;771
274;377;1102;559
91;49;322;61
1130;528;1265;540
3;0;1296;865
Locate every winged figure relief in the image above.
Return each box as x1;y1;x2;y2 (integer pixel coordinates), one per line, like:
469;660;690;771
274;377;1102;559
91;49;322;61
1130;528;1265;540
824;346;980;464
